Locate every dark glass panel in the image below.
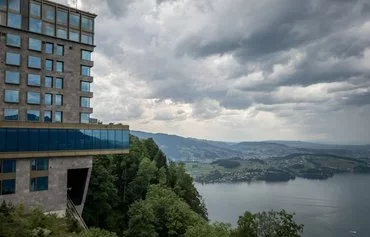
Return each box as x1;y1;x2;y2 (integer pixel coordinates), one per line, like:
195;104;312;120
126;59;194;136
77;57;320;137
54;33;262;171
108;130;115;148
49;129;58;150
36;159;48;171
38;129;49;151
58;129;68;150
37;177;48;191
2;160;16;173
0;129;5;152
92;130;101;149
18;129;29;151
6;129;18;152
83;130;93;149
2;179;16;195
29;129;39;151
67;130;76;149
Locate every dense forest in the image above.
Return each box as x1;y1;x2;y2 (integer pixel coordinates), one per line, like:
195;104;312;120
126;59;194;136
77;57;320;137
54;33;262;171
0;135;304;237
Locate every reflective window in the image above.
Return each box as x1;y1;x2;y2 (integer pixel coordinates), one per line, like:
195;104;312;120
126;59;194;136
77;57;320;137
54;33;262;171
28;56;41;69
27;74;41;86
45;59;53;71
56;61;64;73
31;159;48;171
5;71;20;84
81;66;91;76
4;109;18;121
7;13;21;29
56;45;64;56
29;18;42;33
56;78;63;89
81;33;93;45
45;42;53;54
57;10;67;25
70;13;80;28
55;94;63;106
30;1;41;17
8;0;20;12
6;34;20;47
80;113;90;124
27;92;40;104
55;111;62;123
1;179;16;195
0;0;6;9
82;50;92;61
80;97;90;108
44;111;52;122
4;90;19;103
56;27;67;39
81;81;90;92
1;160;16;173
29;38;41;51
69;30;79;42
6;52;20;65
27;110;40;121
45;76;53;88
0;12;6;26
43;5;55;22
44;93;52;105
31;177;48;192
43;22;55;36
82;16;93;31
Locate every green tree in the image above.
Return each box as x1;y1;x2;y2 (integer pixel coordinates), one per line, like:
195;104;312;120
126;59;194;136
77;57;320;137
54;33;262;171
185;222;231;237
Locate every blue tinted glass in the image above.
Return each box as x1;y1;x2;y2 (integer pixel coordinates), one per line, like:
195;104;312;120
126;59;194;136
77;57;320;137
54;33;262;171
30;2;41;17
28;74;41;86
44;23;54;36
5;71;20;84
18;128;29;151
6;52;20;65
0;0;6;9
57;28;67;39
29;18;42;33
0;129;4;151
80;113;90;124
81;66;91;76
49;129;58;149
83;130;93;149
45;43;53;54
80;97;90;108
101;129;108;148
2;179;16;195
27;92;40;104
57;10;67;24
29;129;39;151
55;111;62;123
67;130;75;149
70;13;80;27
56;61;63;72
27;110;40;121
6;129;17;151
58;129;67;149
44;94;52;105
35;159;48;171
8;0;20;11
7;13;21;29
81;34;93;45
56;45;64;56
28;56;41;69
82;16;93;31
39;129;48;150
44;111;52;122
4;109;18;121
55;95;62;106
81;81;90;92
82;50;91;61
45;60;53;71
92;130;101;149
6;34;20;47
29;38;41;51
115;130;123;149
2;160;16;173
45;76;53;88
108;130;115;148
69;30;79;42
43;5;55;22
56;78;63;89
37;177;48;191
4;90;19;103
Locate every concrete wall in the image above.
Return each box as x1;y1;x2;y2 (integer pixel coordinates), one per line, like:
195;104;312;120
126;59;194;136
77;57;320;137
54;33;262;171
0;156;93;213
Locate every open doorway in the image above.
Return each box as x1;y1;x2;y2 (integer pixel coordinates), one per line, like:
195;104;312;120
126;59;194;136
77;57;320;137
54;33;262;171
67;168;89;205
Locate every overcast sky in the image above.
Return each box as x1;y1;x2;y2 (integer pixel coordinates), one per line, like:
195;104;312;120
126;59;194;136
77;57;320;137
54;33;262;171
58;0;370;144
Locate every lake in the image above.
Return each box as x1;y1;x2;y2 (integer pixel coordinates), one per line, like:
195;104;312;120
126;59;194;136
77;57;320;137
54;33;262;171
196;173;370;237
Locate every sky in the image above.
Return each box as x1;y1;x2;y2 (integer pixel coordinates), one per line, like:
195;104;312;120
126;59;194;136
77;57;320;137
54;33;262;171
57;0;370;144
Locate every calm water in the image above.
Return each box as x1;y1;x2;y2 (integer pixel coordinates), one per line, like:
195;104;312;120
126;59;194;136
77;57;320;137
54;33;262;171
196;174;370;237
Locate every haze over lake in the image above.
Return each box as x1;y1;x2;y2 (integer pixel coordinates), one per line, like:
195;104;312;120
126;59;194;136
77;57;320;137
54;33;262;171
196;174;370;237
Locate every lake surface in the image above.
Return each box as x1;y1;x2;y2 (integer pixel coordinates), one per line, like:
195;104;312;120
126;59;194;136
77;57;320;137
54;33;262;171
196;174;370;237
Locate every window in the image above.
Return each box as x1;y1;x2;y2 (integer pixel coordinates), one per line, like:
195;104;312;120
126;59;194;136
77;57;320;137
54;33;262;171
31;177;48;192
6;34;20;47
8;0;20;12
7;13;21;29
43;5;55;22
31;159;48;171
56;45;64;56
4;90;19;103
30;1;41;17
29;38;41;51
29;18;42;33
55;111;62;123
44;93;52;105
43;22;55;36
5;71;20;84
4;109;18;121
82;50;92;61
44;111;52;122
56;78;63;89
28;56;41;69
80;97;90;108
57;10;67;25
70;13;80;28
69;30;79;42
6;52;20;66
0;0;6;10
81;66;91;76
56;27;67;39
80;113;90;124
45;42;53;54
56;61;64;73
1;160;16;173
45;76;53;88
55;94;63;106
27;92;40;104
1;179;16;195
27;110;40;121
81;33;93;45
27;74;41;86
81;81;91;92
0;12;6;26
45;59;53;71
82;16;93;31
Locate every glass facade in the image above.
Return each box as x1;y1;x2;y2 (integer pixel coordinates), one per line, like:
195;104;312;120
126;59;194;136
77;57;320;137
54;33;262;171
43;5;55;22
80;113;90;124
0;128;130;152
7;12;21;29
27;110;40;121
5;71;20;84
28;56;41;69
29;18;42;33
27;92;41;104
82;50;92;61
8;0;20;12
29;38;42;51
4;109;18;121
56;27;67;39
6;52;20;65
30;1;41;17
27;74;41;86
6;33;20;47
57;10;67;25
4;90;19;103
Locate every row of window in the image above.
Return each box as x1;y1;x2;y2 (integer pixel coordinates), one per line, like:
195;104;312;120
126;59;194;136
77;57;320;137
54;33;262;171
0;158;49;195
4;90;64;106
4;109;63;123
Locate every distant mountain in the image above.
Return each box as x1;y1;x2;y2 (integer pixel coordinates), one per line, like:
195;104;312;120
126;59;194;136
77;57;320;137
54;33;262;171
131;131;370;161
